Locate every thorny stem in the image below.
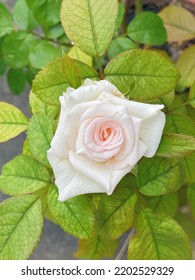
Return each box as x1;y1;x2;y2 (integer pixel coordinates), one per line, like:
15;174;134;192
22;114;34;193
115;229;136;260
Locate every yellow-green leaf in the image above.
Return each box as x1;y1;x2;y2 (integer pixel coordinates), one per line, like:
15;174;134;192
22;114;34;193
60;0;118;57
188;184;195;219
136;157;182;196
27;114;54;167
0;155;51;195
104;50;180;101
96;178;137;239
62;54;82;88
157;133;195;158
0;195;43;260
0;102;28;143
68;45;92;67
145;193;178;216
164;113;195;184
175;45;195;90
175;211;195;240
29;91;59;119
159;6;195;42
189;80;195;108
47;186;94;239
33;58;98;106
128;209;192;260
75;232;118;260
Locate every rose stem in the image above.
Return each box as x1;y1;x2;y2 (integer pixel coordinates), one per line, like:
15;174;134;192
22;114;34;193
115;228;136;260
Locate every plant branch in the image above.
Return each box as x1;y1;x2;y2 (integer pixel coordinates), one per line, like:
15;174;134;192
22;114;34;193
97;56;104;79
30;31;71;47
135;0;143;15
115;229;135;260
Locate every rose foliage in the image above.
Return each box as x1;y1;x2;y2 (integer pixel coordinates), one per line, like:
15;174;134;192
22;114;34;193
0;0;195;260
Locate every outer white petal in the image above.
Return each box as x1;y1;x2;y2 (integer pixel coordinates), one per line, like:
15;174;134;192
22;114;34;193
64;79;123;105
64;100;101;151
69;151;131;195
47;148;106;201
140;110;166;157
98;92;164;119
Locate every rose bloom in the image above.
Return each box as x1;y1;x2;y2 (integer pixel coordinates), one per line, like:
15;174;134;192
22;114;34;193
47;79;165;201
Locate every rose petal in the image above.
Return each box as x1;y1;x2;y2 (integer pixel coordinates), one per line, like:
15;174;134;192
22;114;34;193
69;151;131;195
47;148;106;201
97;92;165;157
140;110;165;157
76;103;135;163
106;116;147;169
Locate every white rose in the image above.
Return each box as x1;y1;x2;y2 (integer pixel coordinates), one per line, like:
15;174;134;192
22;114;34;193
47;79;165;201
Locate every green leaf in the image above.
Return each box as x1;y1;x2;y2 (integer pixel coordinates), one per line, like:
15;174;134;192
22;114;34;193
104;50;180;101
188;184;195;219
33;57;98;106
27;114;54;167
43;24;64;39
2;31;36;69
159;6;195;42
189;80;195;108
157;133;195;158
175;212;195;240
60;0;118;57
0;195;43;260
175;45;195;90
29;91;59;119
13;0;38;30
128;209;192;260
127;12;167;45
0;57;7;77
26;67;35;85
68;45;92;67
22;139;33;156
108;37;137;59
75;232;118;260
164;113;195;184
96;178;137;239
25;0;37;9
145;193;178;216
47;186;94;238
7;68;26;95
114;2;125;34
27;0;61;28
0;102;28;143
164;113;195;136
0;4;13;38
0;155;51;195
136;157;182;196
62;54;82;88
29;41;60;69
0;3;11;17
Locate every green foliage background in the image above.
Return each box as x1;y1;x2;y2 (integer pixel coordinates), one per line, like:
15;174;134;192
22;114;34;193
0;0;195;260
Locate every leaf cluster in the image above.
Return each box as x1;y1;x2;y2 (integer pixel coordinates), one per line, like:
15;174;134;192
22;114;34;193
0;0;195;260
0;0;66;95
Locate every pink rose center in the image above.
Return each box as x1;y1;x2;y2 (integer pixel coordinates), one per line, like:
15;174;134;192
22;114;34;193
78;118;125;162
100;127;112;141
